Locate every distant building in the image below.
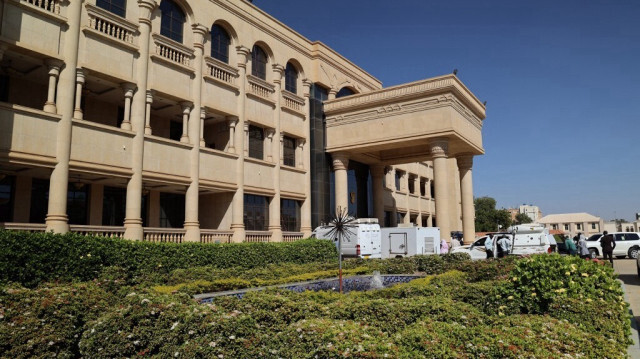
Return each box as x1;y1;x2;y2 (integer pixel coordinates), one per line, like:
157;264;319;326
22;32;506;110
603;219;640;233
538;213;603;238
507;204;542;223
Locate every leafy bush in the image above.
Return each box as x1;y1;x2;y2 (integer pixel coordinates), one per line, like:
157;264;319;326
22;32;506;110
0;230;336;287
0;282;115;358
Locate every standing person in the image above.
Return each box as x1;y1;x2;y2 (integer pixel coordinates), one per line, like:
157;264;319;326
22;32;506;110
440;238;449;254
564;234;577;256
497;235;511;258
600;231;616;265
577;234;590;259
485;234;494;259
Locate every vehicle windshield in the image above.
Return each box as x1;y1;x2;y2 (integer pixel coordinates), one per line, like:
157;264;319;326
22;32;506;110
473;237;486;247
586;234;601;241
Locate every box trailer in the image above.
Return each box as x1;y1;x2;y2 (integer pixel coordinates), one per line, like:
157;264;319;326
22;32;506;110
380;226;441;259
312;218;382;259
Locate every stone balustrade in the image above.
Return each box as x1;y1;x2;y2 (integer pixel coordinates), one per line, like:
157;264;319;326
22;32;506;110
247;75;275;101
282;232;304;242
152;34;194;67
143;227;186;243
205;57;238;86
200;229;233;244
86;4;137;45
22;0;60;14
245;231;272;243
281;91;305;113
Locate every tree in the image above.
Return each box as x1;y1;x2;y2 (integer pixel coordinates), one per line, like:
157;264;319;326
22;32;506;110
515;213;533;225
474;196;512;232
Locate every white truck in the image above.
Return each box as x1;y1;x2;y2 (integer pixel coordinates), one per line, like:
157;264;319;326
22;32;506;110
380;225;441;258
312;218;382;259
451;224;554;260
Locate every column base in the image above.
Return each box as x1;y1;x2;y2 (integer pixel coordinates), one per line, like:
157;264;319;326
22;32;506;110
184;222;200;242
144;127;152;135
180;135;189;143
43;102;57;114
73;109;83;120
199;139;205;147
230;225;245;243
45;214;69;233
121;121;132;131
269;227;283;242
124;218;144;240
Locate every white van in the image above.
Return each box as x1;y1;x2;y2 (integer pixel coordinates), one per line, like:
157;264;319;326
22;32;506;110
312;218;382;259
451;224;553;260
380;226;441;258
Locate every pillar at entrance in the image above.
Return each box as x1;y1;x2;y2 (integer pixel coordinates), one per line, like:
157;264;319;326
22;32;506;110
430;139;451;241
332;152;349;215
457;154;476;245
371;165;385;226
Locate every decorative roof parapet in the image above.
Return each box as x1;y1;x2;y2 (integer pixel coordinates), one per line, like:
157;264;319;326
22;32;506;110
323;74;485;119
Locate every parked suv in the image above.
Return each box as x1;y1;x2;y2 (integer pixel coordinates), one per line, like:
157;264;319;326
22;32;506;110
585;232;640;259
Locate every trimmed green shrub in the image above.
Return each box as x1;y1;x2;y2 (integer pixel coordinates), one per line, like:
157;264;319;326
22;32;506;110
0;230;336;287
0;282;116;358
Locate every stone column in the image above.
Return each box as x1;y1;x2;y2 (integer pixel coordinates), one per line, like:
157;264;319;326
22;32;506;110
457;154;475;244
120;82;136;130
72;68;86;120
43;59;63;113
144;90;153;134
328;88;337;100
403;172;410;224
179;102;192;144
199;109;206;147
300;79;312;237
227;116;237;153
45;0;83;233
296;139;304;168
268;64;284;241
230;46;251;243
243;122;249;156
431;139;451;241
332;152;349;214
123;0;156;240
415;176;422;226
371;164;385;226
183;24;207;243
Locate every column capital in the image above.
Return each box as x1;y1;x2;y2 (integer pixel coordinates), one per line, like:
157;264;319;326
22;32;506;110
332;152;349;171
121;82;136;97
236;46;251;68
44;58;64;73
328;88;338;100
200;108;206;119
265;128;275;139
302;79;312;98
243;121;249;131
75;68;87;84
297;138;306;147
272;64;284;84
192;24;208;48
145;89;154;103
137;0;157;22
456;154;474;170
180;101;193;112
227;116;238;128
429;138;449;158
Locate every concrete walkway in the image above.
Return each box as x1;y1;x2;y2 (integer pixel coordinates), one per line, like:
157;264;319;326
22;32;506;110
613;259;640;358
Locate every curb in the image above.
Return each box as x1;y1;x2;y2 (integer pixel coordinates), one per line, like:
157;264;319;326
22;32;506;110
618;279;640;358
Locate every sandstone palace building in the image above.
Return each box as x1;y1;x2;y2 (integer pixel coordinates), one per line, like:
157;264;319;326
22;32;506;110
0;0;486;244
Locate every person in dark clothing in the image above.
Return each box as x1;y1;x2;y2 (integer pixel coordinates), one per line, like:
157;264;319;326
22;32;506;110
600;231;616;265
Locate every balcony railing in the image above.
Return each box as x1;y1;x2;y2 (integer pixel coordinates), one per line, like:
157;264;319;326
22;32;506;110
86;4;137;45
245;231;272;243
22;0;60;14
143;227;186;243
283;232;304;242
204;57;238;86
247;75;275;102
281;91;305;113
201;229;233;244
152;34;193;67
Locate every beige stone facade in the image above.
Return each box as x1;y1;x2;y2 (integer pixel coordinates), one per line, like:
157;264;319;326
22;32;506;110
538;213;604;238
0;0;485;243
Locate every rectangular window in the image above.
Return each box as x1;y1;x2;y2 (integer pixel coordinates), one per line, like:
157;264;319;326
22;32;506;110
420;179;426;197
159;193;185;228
170;121;182;142
96;0;126;17
283;136;296;167
397;212;405;225
591;223;596;230
30;178;49;223
0;175;15;222
67;183;89;225
576;223;582;230
248;125;264;160
102;186;126;226
395;171;402;191
244;194;269;231
408;175;415;194
552;224;558;230
281;199;300;232
422;217;428;227
564;224;569;231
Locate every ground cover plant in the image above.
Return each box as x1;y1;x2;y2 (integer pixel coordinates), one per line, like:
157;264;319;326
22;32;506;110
0;231;633;358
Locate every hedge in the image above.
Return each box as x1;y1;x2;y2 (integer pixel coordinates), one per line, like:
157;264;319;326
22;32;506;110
0;230;336;287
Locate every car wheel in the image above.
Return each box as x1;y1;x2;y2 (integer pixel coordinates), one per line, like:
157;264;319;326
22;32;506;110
588;248;598;259
628;247;639;260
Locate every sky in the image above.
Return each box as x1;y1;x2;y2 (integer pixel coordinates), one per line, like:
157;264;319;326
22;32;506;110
255;0;640;221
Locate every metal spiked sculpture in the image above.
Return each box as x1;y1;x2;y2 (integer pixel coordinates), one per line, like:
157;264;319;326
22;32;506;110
325;206;357;293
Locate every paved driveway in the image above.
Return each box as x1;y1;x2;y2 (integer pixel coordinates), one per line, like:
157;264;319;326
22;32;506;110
613;259;640;358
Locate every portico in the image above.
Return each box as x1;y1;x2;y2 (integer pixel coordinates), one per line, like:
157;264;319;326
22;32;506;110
323;75;486;244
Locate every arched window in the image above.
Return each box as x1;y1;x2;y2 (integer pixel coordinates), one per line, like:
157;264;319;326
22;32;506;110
284;62;298;94
251;45;268;80
96;0;126;17
211;24;230;63
159;0;185;43
336;87;355;98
